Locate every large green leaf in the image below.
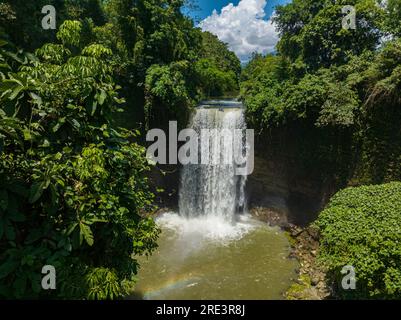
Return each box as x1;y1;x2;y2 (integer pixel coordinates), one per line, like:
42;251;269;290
8;85;24;101
80;223;94;246
97;89;107;106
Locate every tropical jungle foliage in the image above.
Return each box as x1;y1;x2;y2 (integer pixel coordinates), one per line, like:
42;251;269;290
0;0;240;299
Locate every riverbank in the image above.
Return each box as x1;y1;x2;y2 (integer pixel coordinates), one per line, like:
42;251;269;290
285;225;330;300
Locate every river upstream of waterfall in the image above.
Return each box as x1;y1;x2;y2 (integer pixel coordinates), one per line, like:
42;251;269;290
132;100;298;300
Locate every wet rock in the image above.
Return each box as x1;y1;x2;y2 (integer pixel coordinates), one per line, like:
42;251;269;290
307;226;320;241
311;277;319;286
250;207;289;228
287;224;303;237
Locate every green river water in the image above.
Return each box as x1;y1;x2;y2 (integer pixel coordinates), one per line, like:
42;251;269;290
132;213;298;300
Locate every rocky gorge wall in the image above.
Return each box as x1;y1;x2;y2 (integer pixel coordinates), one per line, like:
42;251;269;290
248;130;337;227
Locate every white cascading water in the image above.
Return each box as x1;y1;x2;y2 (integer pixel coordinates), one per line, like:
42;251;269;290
178;106;247;221
157;101;254;245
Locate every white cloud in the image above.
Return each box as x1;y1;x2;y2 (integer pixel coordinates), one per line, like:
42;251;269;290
199;0;278;62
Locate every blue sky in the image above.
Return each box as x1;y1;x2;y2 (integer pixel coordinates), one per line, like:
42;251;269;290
185;0;292;62
187;0;291;21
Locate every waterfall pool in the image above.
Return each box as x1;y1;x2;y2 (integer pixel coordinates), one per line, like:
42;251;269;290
131;213;298;300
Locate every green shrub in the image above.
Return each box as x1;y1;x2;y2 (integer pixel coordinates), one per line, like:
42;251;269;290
316;182;401;299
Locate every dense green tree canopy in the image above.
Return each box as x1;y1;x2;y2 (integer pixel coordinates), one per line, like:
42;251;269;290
200;32;241;78
274;0;383;70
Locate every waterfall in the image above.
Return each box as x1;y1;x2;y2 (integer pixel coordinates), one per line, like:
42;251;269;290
178;102;248;223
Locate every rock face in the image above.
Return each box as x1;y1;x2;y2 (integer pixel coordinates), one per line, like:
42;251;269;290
247;153;323;227
247;126;339;226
